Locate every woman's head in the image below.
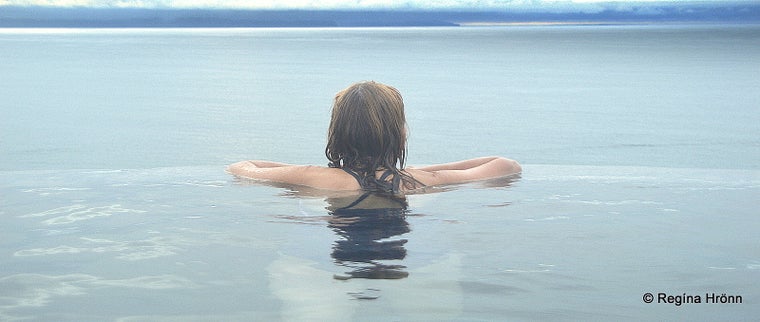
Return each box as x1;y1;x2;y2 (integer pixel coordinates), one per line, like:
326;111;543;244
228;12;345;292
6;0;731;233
326;81;414;192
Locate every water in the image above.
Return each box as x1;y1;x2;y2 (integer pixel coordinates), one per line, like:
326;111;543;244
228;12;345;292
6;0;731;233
2;165;758;320
1;25;759;320
1;25;758;170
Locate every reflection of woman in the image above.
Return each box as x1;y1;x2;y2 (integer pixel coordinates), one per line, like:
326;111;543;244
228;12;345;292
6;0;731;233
327;193;411;280
228;81;521;193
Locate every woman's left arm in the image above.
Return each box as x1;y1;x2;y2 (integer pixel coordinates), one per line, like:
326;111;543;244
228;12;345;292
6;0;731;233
240;160;293;168
227;160;296;180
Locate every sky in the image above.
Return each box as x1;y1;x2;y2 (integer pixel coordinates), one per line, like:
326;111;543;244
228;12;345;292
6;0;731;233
1;0;757;12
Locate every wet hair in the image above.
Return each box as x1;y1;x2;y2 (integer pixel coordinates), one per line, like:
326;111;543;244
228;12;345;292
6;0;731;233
325;81;420;193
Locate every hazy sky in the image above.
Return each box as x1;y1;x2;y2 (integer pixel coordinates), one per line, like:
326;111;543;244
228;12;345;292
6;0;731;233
0;0;753;11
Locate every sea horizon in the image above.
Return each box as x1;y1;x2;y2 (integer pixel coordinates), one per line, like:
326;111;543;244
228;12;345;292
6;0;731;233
2;4;759;28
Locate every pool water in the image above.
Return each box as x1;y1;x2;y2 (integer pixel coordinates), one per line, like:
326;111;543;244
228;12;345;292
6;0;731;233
1;165;757;320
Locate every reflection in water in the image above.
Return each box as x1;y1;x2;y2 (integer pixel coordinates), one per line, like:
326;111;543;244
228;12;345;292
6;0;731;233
256;173;520;282
326;192;411;280
479;174;521;189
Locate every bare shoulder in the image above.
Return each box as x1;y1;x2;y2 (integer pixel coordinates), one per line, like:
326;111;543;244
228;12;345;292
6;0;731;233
300;166;361;190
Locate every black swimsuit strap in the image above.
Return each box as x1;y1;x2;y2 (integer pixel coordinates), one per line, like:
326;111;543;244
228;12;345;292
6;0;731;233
380;169;402;194
337;191;373;210
338;168;404;210
342;167;404;194
378;169;394;181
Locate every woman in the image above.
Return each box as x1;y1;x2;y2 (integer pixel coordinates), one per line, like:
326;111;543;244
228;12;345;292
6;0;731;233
228;81;521;193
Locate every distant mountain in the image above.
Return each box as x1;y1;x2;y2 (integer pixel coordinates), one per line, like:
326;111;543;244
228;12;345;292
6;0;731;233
1;5;759;28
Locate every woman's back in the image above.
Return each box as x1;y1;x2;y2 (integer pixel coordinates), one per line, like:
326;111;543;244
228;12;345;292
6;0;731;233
228;81;521;192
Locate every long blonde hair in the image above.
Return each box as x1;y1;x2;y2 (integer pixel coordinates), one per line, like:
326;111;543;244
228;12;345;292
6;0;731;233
325;81;419;193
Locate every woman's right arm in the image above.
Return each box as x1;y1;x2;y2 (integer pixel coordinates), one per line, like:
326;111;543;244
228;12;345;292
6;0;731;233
409;156;521;186
227;160;356;190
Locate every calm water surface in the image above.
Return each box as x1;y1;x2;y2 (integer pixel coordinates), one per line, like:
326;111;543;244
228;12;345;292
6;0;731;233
1;25;758;170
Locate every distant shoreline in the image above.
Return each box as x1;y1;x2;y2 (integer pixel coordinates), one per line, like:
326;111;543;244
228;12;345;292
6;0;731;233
1;21;756;29
0;6;758;28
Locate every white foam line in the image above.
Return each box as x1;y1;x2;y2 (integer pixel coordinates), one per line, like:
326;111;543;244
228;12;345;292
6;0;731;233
20;205;87;218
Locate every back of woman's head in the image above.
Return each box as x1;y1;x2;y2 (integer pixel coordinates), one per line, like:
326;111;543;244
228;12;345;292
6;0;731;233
326;81;413;193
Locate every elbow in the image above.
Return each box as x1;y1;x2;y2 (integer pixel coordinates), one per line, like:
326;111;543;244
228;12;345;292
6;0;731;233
495;157;522;176
226;162;242;176
510;158;522;174
227;161;254;177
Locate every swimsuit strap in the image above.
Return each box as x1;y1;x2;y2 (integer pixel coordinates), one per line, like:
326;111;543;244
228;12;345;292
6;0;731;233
338;168;404;210
337;191;373;210
380;169;401;194
342;167;402;194
378;169;394;181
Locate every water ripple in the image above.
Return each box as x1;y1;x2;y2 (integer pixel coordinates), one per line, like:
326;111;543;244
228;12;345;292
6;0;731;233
0;273;195;320
14;236;182;261
20;204;146;225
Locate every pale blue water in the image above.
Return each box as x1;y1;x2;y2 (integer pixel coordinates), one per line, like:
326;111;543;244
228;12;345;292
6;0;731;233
1;25;759;320
2;25;759;170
